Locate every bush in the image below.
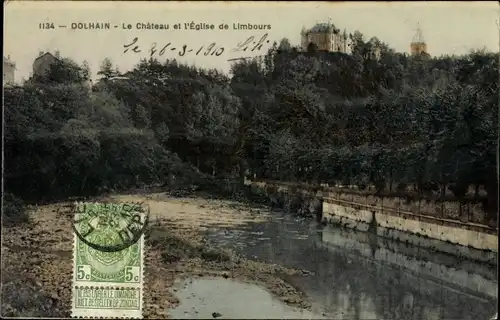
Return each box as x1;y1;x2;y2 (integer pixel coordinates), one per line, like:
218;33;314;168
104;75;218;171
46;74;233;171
396;183;408;192
3;193;29;226
374;180;386;193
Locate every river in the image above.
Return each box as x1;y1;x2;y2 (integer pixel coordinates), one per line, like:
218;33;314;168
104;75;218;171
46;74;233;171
202;210;498;320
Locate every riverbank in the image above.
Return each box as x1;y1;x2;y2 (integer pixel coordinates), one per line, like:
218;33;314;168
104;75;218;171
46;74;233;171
199;200;497;319
1;192;314;318
246;179;498;262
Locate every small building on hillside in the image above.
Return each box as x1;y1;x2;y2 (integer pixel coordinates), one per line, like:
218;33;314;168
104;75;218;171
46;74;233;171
31;51;92;91
32;51;60;79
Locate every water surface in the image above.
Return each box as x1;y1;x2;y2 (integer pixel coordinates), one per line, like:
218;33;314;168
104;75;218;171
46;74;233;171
205;209;498;320
169;278;324;319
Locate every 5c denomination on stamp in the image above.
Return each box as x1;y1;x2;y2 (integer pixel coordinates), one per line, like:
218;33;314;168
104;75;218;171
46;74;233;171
71;202;147;318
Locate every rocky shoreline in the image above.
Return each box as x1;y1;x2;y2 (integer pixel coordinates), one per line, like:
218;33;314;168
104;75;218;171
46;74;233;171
1;193;313;318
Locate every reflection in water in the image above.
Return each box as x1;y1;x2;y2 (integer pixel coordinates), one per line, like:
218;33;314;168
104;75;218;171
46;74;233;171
205;211;498;320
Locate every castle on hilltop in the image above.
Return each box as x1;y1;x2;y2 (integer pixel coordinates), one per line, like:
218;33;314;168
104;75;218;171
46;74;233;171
300;22;349;54
299;21;430;57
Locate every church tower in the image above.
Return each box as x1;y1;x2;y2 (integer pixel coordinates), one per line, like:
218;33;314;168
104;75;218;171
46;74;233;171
410;23;428;56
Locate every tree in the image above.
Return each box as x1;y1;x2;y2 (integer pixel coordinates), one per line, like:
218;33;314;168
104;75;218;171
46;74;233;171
81;60;91;80
32;57;87;84
307;42;318;53
278;38;292;52
4;22;498;225
97;57;118;79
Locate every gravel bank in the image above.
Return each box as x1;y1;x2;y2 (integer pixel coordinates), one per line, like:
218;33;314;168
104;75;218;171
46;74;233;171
1;192;313;318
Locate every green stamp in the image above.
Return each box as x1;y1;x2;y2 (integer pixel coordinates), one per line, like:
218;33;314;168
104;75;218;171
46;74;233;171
75;234;141;283
73;202;147;283
72;202;146;318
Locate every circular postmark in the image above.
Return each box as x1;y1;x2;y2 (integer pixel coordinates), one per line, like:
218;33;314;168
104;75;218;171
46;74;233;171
73;202;150;253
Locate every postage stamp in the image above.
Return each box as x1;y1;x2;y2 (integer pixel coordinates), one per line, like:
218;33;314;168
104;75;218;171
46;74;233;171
71;202;148;318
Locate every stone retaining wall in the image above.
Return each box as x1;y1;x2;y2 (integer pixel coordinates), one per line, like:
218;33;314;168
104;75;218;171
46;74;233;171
245;179;498;262
322;197;497;253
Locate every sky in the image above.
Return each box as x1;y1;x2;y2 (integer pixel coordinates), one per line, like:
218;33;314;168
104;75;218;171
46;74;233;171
4;1;499;82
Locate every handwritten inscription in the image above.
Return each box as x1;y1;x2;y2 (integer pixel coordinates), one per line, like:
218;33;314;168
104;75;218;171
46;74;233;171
123;34;272;58
232;34;270;52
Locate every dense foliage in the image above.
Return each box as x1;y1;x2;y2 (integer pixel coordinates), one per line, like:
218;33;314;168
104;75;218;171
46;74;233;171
4;31;498;221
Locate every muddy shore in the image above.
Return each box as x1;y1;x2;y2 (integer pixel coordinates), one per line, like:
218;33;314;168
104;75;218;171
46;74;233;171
1;192;313;318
